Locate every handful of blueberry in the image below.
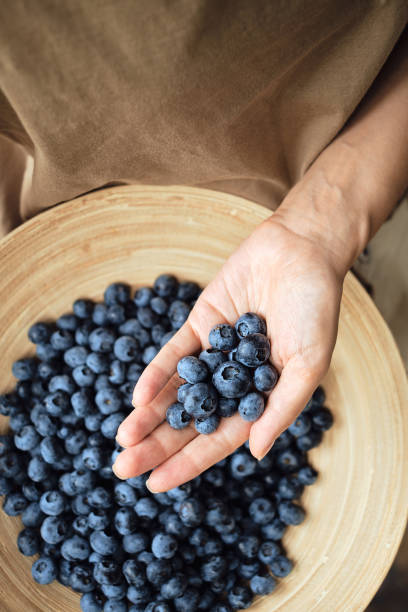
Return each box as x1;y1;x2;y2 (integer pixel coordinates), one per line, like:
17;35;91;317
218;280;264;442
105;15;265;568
167;313;279;434
0;275;333;612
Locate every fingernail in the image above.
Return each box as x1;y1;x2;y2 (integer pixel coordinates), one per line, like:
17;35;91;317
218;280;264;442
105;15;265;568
145;479;158;493
257;442;274;461
111;462;124;479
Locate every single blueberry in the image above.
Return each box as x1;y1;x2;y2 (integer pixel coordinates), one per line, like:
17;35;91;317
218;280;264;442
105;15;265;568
80;592;105;612
17;527;41;556
123;532;149;554
14;425;41;451
230;451;256;479
253;363;279;392
57;313;78;331
133;286;154;307
238;392;265;422
89;327;116;353
288;413;312;437
28;322;52;344
142;345;159;365
278;500;305;525
101;412;125;439
114;335;140;362
235;312;267;338
168;300;190;330
311;406;334;431
199;348;228;372
64;346;89;368
270;554;294;577
104;282;130;305
152;533;178;559
153;274;178;298
250;574;277;595
235;333;271;368
297;465;318;485
195;413;220;434
39;490;66;516
12;358;38;381
208;324;238;351
73;298;94;319
177;356;208;384
258;540;281;564
32;556;58;584
212;361;252;398
184;382;217;418
50;329;74;351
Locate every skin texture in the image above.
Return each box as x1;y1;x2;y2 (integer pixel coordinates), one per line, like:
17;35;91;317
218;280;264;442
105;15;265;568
113;27;408;491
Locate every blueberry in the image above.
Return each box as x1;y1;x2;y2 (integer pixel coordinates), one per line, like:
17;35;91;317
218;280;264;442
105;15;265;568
200;353;229;382
258;540;281;564
113;336;140;362
135;497;159;520
184;382;217;418
173;586;200;612
212;361;251;398
0;476;12;496
154;274;178;297
95;387;122;414
270;554;294;577
235;333;270;368
101;582;128;600
311;407;334;431
142;345;159;365
168;300;190;329
71;389;93;417
87;508;110;531
104;282;130;305
81;447;105;471
17;527;41;556
57;313;78;331
227;584;253;609
312;385;326;404
137;306;159;329
235;312;267;338
249;497;275;525
73;515;91;537
80;592;105;612
115;507;138;535
209;323;238;351
134;287;154;307
261;519;286;541
179;498;204;526
93;559;122;585
278;475;304;500
127;362;144;383
64;346;89;368
28;456;51;482
92;303;109;326
237;535;260;559
89;328;116;353
123;532;149;554
9;411;31;433
12;358;37;381
32;556;58;584
201;554;227;582
86;352;110;374
14;425;41;451
40;516;68;544
250;573;277;595
73;298;94;319
107;304;126;325
28;322;52;344
273;429;293;451
278;500;305;525
49;374;76;394
104;601;127;612
127;584;153;604
238;559;261;579
253;363;279;392
88;486;112;508
275;448;304;473
71;469;96;493
176;383;191;404
44;390;70;417
230;451;256;479
195;413;220;434
150;296;168;315
36;342;60;362
39;490;66;515
238;392;265;422
0;392;20;416
177;356;208;384
297;465;318;485
90;530;118;555
101;412;125;439
151;323;168;345
107;359;126;385
160;573;188;599
152;533;178;559
61;535;91;561
177;281;200;301
50;329;74;350
288;413;312;437
72;493;91;515
296;429;323;451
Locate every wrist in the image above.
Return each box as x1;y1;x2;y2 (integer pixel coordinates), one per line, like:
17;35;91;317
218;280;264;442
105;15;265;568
271;141;373;278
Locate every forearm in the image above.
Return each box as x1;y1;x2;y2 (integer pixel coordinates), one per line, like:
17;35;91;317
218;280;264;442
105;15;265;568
273;26;408;277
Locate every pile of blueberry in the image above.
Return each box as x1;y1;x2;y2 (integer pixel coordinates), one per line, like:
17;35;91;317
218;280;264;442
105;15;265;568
167;313;279;434
0;275;333;612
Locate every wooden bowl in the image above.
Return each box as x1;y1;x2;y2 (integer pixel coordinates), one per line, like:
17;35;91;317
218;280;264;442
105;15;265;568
0;185;407;612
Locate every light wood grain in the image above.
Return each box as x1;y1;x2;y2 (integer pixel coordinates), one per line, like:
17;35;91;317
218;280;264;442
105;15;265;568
0;184;407;612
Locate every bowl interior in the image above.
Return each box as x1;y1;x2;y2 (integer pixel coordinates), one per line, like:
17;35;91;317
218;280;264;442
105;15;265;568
0;184;407;612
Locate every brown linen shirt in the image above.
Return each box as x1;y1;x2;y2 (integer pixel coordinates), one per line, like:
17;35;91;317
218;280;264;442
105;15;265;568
0;0;407;236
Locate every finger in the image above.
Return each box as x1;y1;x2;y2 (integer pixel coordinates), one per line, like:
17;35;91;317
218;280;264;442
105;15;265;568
146;413;252;492
112;420;198;480
116;373;181;447
132;320;201;407
249;353;327;460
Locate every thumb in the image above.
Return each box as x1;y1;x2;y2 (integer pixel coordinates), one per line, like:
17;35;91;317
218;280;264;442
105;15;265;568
249;352;328;459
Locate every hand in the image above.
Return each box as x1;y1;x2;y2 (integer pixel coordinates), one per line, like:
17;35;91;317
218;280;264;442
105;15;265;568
113;206;346;492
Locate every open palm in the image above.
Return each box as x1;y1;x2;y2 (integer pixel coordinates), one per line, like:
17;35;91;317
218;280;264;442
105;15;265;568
113;215;343;492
